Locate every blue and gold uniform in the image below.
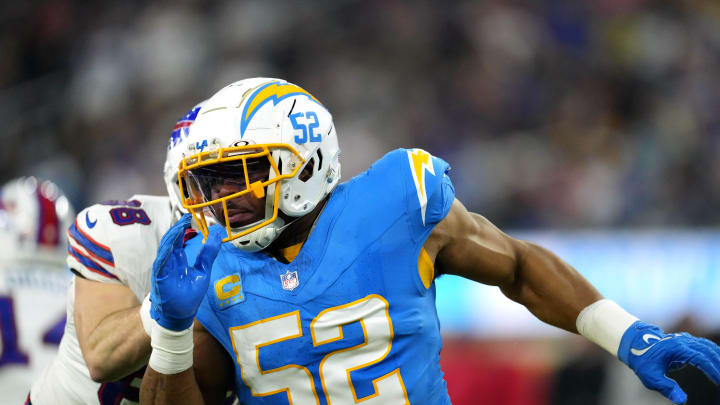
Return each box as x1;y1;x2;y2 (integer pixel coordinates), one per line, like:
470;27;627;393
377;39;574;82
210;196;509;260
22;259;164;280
188;148;455;405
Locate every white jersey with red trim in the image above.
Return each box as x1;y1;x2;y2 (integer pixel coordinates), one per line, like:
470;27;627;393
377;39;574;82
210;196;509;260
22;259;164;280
30;195;173;405
64;195;173;297
0;260;69;404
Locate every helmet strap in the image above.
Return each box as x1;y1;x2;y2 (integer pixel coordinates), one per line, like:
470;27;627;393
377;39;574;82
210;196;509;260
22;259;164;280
266;194;331;254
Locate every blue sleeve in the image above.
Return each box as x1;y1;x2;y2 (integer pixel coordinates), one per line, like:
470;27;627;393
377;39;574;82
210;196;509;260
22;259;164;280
195;294;227;347
184;226;234;353
401;148;455;231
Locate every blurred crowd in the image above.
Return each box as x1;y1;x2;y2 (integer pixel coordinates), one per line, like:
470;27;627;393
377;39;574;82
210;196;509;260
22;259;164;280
3;0;720;229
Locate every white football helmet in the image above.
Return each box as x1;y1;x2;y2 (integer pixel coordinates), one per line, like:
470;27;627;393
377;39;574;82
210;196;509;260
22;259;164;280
178;78;341;251
0;177;75;264
164;101;205;220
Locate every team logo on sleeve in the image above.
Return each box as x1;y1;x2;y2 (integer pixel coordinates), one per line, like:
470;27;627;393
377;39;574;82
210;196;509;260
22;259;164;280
407;149;436;225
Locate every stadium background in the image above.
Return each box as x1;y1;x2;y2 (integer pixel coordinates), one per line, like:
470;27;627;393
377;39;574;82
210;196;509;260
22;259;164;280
2;0;720;403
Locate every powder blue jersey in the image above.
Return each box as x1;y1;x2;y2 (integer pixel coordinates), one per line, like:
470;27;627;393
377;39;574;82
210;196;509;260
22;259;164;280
190;148;456;405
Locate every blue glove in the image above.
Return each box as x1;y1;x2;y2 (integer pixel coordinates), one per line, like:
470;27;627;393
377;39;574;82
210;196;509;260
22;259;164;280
149;214;223;331
618;321;720;404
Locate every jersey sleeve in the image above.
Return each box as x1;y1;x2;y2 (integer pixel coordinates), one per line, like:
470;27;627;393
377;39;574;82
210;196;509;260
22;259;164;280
66;196;174;293
66;205;122;284
363;149;455;292
191;233;241;361
195;295;233;356
402;148;455;229
352;148;455;243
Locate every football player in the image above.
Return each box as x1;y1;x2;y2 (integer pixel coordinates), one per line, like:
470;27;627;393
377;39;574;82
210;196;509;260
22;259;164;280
141;78;720;405
28;103;217;404
0;177;74;404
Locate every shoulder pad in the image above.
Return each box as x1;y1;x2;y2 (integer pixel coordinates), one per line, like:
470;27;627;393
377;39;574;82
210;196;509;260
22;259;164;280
403;148;454;226
67;205;120;283
66;196;173;285
364;148;454;228
340;149;454;247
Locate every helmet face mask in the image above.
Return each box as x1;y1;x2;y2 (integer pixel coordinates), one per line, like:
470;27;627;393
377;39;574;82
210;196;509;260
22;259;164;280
188;157;271;223
179;78;341;251
179;142;306;250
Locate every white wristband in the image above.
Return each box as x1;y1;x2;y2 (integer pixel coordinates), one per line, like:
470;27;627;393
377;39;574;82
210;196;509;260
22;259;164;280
576;299;638;357
139;295;153;337
148;323;193;375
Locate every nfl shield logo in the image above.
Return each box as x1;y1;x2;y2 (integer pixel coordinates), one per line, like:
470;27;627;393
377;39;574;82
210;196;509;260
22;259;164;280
280;270;299;291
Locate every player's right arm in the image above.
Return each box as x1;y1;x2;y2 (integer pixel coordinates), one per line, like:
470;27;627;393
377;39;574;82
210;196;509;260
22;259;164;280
67;199;169;382
73;277;149;382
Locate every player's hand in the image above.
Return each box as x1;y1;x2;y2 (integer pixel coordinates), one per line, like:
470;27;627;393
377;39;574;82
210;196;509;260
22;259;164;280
618;321;720;404
149;214;222;331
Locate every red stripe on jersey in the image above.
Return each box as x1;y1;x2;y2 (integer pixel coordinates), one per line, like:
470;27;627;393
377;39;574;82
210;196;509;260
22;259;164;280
71;218;115;265
67;232;115;268
68;246;119;280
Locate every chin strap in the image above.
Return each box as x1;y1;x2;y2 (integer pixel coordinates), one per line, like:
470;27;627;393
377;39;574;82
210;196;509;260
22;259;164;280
170;205;187;222
227;193;329;252
258;216;299;248
227;216;291;251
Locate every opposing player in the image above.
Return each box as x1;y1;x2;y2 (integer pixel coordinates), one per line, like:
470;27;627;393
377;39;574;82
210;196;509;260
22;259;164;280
28;103;208;404
0;177;74;404
141;78;720;405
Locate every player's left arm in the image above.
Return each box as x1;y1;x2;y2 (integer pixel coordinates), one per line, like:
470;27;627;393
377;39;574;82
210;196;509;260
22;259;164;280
425;198;720;404
424;198;601;332
141;320;234;405
140;214;229;405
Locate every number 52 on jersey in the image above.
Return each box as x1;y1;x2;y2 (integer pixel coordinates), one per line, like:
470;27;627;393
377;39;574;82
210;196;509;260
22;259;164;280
229;294;410;405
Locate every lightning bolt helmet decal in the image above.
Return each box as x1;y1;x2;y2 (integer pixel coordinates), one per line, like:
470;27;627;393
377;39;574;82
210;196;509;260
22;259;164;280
240;81;324;137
